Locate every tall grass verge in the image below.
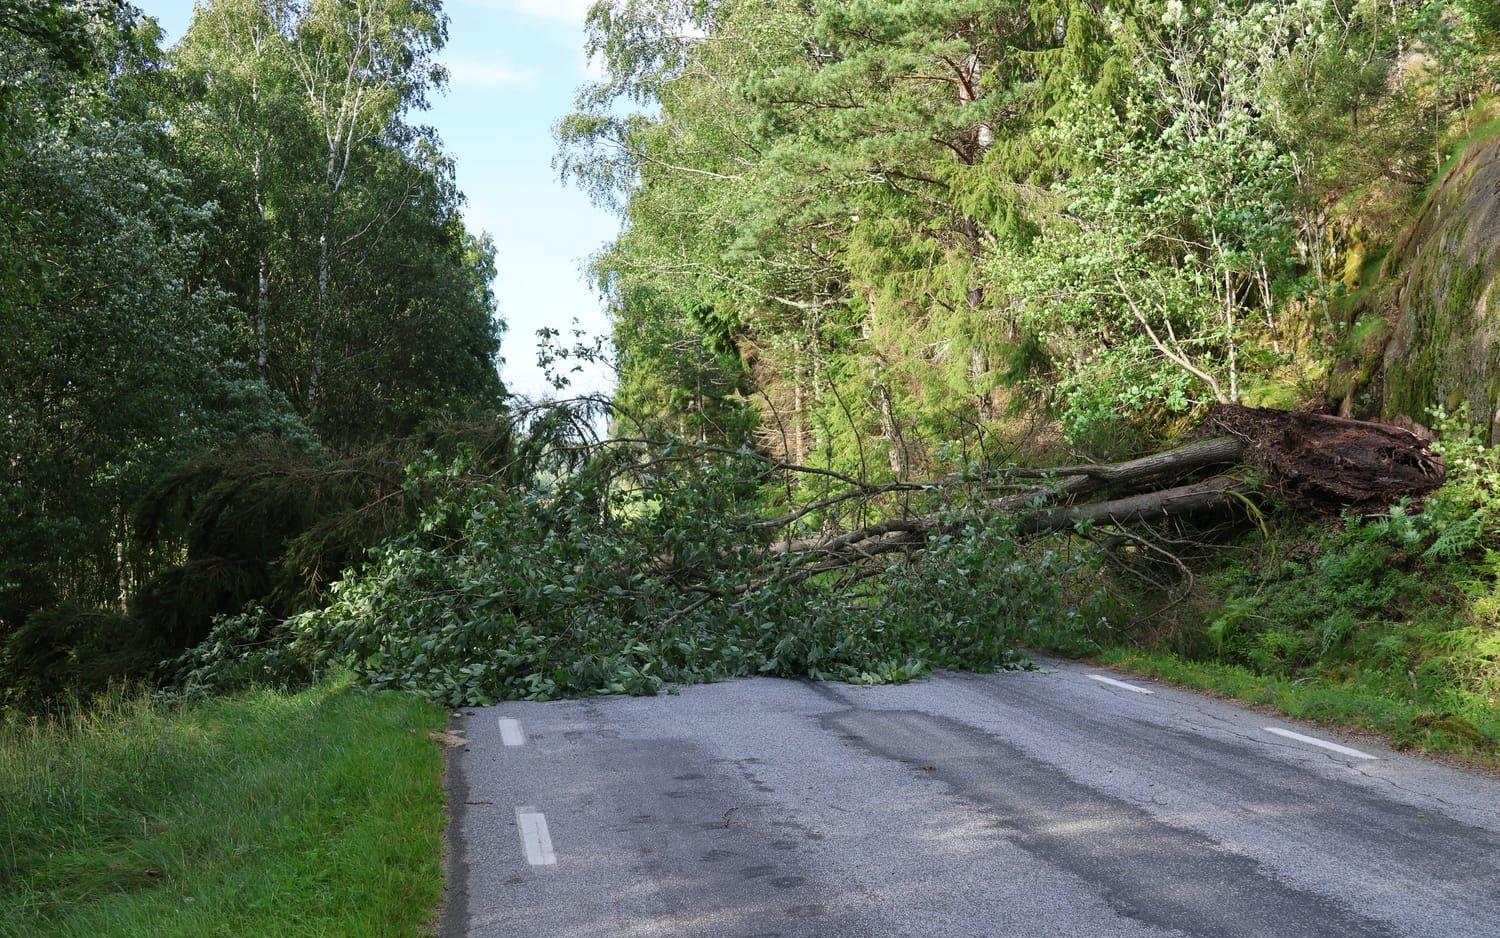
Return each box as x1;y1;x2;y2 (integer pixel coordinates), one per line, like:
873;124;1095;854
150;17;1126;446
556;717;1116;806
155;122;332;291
0;677;446;937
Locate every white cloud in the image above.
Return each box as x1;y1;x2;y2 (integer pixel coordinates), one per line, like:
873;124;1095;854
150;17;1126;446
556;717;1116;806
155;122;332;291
485;0;597;22
445;57;539;88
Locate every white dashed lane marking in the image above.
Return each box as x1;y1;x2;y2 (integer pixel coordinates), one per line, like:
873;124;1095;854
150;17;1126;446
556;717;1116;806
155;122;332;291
1087;674;1154;695
499;717;526;746
516;807;556;866
1264;727;1377;761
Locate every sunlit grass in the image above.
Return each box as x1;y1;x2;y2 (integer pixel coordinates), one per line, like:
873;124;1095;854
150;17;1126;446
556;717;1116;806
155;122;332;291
1099;648;1500;768
0;677;447;937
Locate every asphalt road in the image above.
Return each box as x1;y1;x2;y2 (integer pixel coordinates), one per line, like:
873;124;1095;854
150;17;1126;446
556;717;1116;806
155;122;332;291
442;658;1500;937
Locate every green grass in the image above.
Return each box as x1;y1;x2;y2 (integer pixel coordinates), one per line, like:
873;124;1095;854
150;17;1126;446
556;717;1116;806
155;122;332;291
1095;648;1499;768
1073;504;1500;769
0;677;448;937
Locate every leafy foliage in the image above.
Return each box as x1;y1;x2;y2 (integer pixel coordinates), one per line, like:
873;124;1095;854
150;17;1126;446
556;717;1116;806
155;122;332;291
7;0;1500;736
168;0;505;446
1;1;298;653
563;0;1497;468
1;0;508;704
1150;412;1500;750
168;436;1092;705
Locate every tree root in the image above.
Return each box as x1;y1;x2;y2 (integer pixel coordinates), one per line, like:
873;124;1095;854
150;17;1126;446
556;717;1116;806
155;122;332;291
774;406;1442;573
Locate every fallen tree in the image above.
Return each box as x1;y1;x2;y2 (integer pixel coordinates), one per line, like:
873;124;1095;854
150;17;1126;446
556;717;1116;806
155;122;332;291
194;401;1453;705
761;405;1444;579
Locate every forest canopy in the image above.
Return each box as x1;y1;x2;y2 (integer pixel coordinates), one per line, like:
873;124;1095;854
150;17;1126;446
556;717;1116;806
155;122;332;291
1;0;505;700
3;0;1500;746
560;0;1497;460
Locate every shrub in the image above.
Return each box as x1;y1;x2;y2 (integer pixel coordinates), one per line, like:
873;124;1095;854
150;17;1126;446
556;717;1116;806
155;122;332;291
2;606;154;704
1177;409;1500;748
246;455;1091;706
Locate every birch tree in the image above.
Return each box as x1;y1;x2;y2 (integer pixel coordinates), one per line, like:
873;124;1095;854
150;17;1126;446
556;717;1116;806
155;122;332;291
287;0;446;416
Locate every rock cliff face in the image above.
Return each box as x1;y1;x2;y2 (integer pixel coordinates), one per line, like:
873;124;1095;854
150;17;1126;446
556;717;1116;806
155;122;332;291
1370;132;1500;438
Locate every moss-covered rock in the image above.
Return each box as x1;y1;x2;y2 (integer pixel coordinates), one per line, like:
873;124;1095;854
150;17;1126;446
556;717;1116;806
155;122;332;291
1371;133;1500;437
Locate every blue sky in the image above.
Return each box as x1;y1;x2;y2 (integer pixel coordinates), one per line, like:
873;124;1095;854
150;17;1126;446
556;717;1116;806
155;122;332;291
143;0;618;399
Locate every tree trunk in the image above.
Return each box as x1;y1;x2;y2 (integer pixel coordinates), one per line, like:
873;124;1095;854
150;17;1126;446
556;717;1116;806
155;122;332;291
256;252;269;382
770;407;1441;573
1015;474;1249;535
774;436;1247;557
309;148;342;415
250;32;270;383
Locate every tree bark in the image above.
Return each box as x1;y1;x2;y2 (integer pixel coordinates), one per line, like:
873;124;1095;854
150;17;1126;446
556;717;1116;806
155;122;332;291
250;21;270;383
1015;474;1250;535
774;436;1247;558
768;406;1440;575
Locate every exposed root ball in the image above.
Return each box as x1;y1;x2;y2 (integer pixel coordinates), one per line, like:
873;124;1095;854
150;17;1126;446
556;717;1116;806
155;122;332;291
1207;405;1444;509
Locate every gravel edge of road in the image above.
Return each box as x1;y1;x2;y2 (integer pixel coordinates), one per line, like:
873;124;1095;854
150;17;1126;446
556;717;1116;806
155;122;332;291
440;715;473;938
